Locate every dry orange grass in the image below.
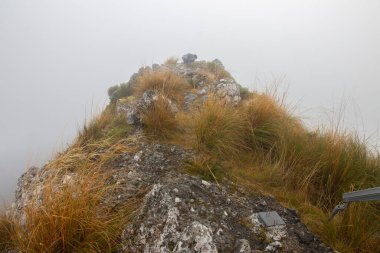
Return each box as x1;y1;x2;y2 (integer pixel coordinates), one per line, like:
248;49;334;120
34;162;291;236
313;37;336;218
193;97;247;158
142;96;179;139
78;106;131;146
164;57;178;66
242;93;301;154
133;70;190;104
0;215;14;252
8;170;139;253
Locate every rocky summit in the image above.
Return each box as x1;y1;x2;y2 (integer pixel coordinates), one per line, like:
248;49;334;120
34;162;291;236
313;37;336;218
8;54;339;253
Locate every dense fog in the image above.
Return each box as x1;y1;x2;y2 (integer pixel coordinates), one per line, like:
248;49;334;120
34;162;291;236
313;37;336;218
1;0;379;202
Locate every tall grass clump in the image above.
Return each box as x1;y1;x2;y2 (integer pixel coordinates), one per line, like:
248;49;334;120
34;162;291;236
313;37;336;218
242;93;302;156
79;106;131;145
133;70;190;104
142;96;178;139
10;170;138;253
280;128;380;208
0;215;14;252
194;98;247;158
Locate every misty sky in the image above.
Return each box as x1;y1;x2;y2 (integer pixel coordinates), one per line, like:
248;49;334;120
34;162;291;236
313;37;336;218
1;0;379;202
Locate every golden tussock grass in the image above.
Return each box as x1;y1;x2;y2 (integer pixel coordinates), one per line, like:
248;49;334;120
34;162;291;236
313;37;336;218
78;105;131;146
133;70;190;104
7;170;140;253
192;98;248;159
0;214;14;252
142;96;179;139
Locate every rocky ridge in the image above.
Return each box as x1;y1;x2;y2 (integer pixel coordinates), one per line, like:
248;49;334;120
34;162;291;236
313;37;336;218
12;55;335;253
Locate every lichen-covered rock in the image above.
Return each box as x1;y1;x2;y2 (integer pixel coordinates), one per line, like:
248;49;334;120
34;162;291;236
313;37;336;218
214;78;241;105
113;134;334;253
116;90;178;125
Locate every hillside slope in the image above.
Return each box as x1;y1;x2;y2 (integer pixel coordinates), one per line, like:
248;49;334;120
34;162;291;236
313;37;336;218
2;54;379;252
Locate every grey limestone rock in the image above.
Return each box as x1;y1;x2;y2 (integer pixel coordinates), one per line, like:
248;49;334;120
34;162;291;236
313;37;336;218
214;78;241;105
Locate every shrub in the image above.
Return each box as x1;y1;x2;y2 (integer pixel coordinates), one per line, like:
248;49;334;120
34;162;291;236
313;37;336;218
142;96;178;139
239;86;251;100
108;82;132;103
133;70;190;104
204;61;231;80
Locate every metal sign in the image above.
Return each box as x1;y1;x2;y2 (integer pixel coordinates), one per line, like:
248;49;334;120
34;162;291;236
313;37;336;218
330;187;380;220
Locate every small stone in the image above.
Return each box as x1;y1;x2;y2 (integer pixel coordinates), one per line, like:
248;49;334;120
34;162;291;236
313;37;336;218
223;211;228;216
234;239;251;253
134;154;140;161
265;241;282;252
259;199;267;206
197;87;207;95
175;197;181;203
62;174;73;185
173;188;179;193
202;180;211;187
296;230;314;244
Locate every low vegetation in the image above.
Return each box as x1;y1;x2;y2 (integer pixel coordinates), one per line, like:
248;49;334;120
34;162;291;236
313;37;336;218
108;82;132;103
204;61;232;80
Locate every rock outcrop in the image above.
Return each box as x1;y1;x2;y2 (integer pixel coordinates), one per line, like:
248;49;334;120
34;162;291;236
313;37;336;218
15;133;333;253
